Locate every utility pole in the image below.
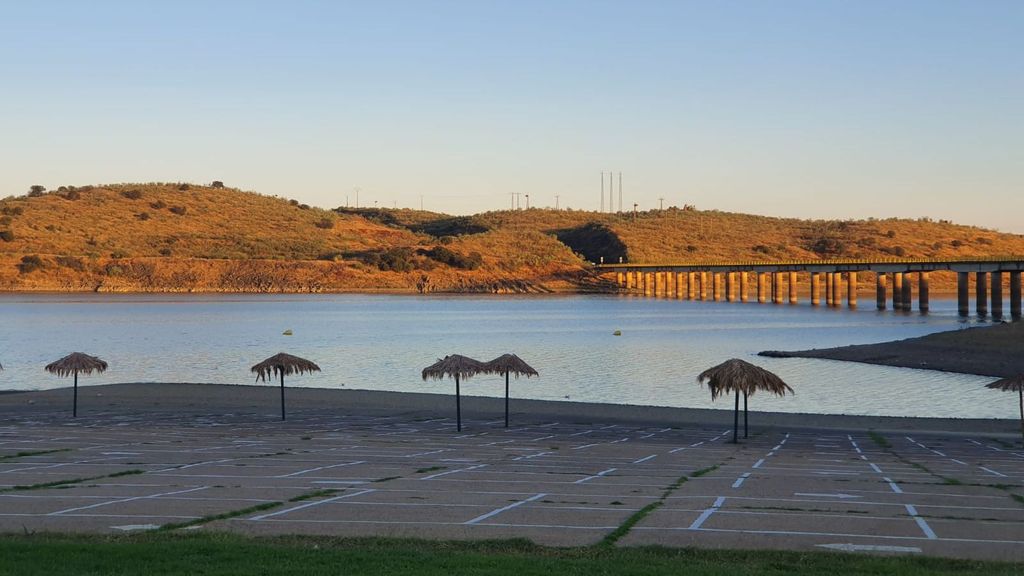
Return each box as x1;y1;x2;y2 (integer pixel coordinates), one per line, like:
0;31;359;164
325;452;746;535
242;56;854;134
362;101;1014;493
609;171;614;213
633;202;638;221
354;187;360;209
618;172;622;212
555;195;559;210
420;195;424;210
659;197;665;210
525;194;530;210
600;172;604;212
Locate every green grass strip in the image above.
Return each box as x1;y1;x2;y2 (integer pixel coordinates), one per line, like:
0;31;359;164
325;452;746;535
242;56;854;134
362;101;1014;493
158;487;348;532
605;461;727;546
1;533;1021;576
287;489;338;503
598;502;662;547
156;502;283;532
0;470;144;494
867;431;891;449
689;465;719;478
0;449;72;461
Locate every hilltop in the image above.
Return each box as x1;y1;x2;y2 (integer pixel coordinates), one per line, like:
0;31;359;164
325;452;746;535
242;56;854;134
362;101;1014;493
2;183;1023;293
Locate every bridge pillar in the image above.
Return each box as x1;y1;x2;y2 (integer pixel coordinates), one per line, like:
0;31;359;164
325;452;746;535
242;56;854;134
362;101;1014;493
809;272;819;306
774;272;784;304
992;272;1003;320
976;272;988;317
788;271;798;304
616;271;625;288
725;272;735;302
1011;272;1022;320
687;272;696;300
847;272;857;308
901;272;912;313
825;273;833;306
892;272;903;310
700;272;708;300
958;272;969;317
829;272;840;307
876;273;886;310
740;272;749;302
676;272;685;300
653;272;661;297
918;272;929;313
757;273;767;303
710;273;719;301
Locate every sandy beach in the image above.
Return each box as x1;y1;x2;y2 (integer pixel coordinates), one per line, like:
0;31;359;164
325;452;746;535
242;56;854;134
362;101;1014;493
1;382;1018;435
761;321;1024;379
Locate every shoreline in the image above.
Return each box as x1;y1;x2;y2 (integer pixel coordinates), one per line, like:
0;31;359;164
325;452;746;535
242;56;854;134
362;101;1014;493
0;382;1017;436
761;321;1024;379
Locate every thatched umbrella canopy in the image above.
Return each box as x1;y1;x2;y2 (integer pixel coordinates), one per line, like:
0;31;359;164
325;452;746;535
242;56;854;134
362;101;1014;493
698;358;793;443
251;353;320;421
422;355;485;432
481;354;538;428
986;375;1024;441
45;353;108;418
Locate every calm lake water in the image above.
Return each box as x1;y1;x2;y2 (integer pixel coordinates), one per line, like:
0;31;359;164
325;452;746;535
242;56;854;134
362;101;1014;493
0;293;1009;419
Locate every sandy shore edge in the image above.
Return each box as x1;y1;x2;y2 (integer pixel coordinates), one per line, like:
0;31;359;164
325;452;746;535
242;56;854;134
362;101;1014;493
760;321;1024;379
0;382;1017;436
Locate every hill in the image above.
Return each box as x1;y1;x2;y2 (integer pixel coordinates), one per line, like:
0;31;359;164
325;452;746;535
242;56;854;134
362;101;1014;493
2;183;1023;293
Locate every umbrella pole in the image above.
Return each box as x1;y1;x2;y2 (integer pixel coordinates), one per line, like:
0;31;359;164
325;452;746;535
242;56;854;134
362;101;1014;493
456;374;462;432
280;372;286;421
743;391;748;438
732;390;739;443
73;370;78;418
505;371;510;428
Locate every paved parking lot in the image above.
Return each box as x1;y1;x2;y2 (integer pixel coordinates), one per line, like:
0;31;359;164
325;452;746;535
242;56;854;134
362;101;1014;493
2;391;1023;561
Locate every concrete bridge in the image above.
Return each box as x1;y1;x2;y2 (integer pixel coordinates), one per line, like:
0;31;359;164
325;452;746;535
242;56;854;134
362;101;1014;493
596;257;1024;320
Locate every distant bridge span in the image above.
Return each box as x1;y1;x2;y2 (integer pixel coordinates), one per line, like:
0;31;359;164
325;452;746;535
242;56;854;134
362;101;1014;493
594;257;1024;319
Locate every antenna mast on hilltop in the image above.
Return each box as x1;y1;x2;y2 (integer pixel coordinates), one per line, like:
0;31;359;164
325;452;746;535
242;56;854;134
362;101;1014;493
618;172;622;212
601;171;624;213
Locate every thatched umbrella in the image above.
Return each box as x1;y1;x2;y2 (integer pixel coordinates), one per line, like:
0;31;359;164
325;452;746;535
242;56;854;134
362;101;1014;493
422;355;485;432
251;353;320;421
986;375;1024;441
481;354;538;428
45;353;108;418
698;358;793;443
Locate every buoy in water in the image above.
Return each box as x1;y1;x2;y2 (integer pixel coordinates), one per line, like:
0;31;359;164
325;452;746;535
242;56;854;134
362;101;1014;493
282;330;293;336
612;330;622;336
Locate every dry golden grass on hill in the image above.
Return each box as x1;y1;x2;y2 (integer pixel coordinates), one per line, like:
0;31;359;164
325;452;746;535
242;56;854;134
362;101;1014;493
1;183;1022;293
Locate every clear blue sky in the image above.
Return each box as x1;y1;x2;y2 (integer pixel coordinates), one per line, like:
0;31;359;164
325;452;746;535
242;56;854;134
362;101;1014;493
2;1;1021;231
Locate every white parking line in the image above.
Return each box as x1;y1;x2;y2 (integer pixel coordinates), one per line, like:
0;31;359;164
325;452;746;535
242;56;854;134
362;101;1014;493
980;466;1007;477
882;477;903;493
689;496;725;530
731;473;751;489
48;486;210;516
464;493;547;524
633;455;657;464
421;464;487;480
575;468;617;484
250;489;376;520
278;460;366;478
905;504;937;539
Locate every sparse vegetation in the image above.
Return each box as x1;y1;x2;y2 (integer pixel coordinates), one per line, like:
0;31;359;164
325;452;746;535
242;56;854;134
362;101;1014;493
1;182;1023;293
